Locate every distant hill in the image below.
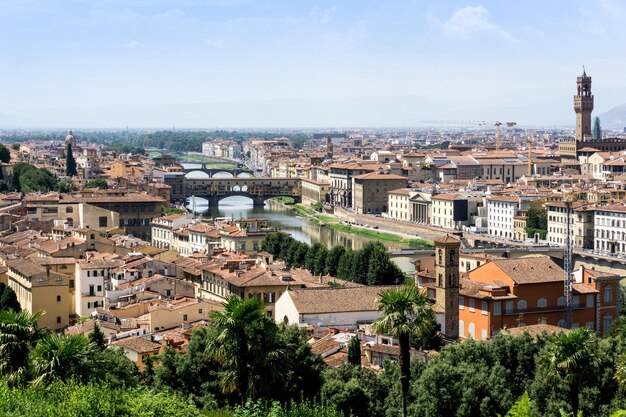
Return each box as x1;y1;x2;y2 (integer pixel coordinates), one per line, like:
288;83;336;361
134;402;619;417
599;103;626;129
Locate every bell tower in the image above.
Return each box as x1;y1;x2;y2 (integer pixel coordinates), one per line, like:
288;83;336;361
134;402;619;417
434;235;461;340
574;67;594;142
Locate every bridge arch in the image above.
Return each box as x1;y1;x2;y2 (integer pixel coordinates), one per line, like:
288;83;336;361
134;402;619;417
185;170;210;179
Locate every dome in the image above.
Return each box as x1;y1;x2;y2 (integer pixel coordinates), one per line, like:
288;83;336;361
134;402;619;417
65;130;74;142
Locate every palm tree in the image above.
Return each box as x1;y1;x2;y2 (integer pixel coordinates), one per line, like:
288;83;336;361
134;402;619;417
205;295;277;403
539;328;601;417
371;286;433;417
0;310;46;385
30;333;96;386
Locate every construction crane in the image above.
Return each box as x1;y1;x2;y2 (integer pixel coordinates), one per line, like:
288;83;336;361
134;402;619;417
526;136;533;177
563;191;577;329
421;120;518;151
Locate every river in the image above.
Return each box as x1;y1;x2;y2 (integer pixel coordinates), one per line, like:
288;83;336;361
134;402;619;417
182;165;417;273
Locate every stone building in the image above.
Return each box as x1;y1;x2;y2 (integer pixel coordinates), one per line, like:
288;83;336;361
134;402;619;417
351;172;407;214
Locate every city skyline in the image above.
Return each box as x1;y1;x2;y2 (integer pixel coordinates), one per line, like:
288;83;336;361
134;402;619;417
1;0;625;128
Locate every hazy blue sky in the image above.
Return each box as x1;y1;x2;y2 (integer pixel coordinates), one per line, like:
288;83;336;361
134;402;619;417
0;0;624;128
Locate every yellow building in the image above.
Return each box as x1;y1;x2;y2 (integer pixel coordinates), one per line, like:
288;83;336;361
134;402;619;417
301;178;330;205
7;259;71;330
513;215;527;241
109;161;144;179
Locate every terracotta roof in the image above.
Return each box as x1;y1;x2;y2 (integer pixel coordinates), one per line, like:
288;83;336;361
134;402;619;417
112;336;161;354
285;286;398;314
434;235;461;245
353;172;408;181
489;257;563;284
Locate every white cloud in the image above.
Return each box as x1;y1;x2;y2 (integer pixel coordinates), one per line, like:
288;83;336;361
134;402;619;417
430;5;514;41
204;38;226;49
123;40;141;48
311;6;336;24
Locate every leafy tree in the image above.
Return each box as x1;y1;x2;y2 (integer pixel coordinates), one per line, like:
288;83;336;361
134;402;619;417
305;243;324;273
0;180;8;192
593;117;602;140
94;347;140;388
526;207;547;230
88;322;107;350
30;333;96;385
371;286;433;417
366;242;405;285
503;392;537;417
350;243;375;284
162;206;187;216
0;144;10;163
326;246;346;277
0;282;20;312
84;179;108;189
313;245;329;276
0;309;46;385
10;144;19;151
348;337;361;366
66;143;77;177
336;249;355;281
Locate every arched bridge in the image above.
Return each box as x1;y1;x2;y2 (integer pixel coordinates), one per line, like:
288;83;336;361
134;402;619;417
184;177;301;206
181;165;253;178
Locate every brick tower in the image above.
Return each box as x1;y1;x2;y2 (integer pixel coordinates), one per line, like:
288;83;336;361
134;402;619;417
574;67;594;141
434;235;461;340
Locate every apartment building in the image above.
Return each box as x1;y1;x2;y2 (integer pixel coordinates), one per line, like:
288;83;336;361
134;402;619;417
151;214;193;249
75;258;124;317
593;203;626;255
7;258;71;330
387;188;413;221
352;173;407;214
487;195;531;240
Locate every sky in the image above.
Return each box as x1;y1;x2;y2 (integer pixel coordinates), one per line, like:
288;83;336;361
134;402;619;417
0;0;625;128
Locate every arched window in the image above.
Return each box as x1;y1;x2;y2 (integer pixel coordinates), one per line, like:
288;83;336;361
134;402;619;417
558;319;567;328
557;296;566;307
66;206;73;213
283;315;289;325
468;323;476;340
517;300;527;310
604;285;613;303
459;320;465;338
66;217;73;227
537;298;547;308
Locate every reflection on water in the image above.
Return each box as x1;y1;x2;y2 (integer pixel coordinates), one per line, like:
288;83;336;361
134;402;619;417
186;195;417;273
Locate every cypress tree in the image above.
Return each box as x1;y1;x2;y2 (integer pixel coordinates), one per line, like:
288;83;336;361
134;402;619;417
66;143;77;177
347;336;361;366
593;117;602;140
89;322;107;350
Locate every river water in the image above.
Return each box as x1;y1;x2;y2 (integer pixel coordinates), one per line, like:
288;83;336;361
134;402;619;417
182;165;417;273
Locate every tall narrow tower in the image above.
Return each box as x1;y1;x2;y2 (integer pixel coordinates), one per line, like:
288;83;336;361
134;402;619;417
326;134;333;160
434;235;461;340
574;68;594;141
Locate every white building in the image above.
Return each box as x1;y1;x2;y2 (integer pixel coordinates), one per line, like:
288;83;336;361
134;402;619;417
75;258;123;317
275;286;395;329
151;214;193;249
487;196;531;240
593;204;626;255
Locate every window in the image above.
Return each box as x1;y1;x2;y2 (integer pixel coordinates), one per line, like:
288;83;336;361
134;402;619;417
505;300;513;314
56;295;61;302
573;295;580;308
482;301;488;315
517;300;527;310
558;319;567;328
66;207;73;213
468;323;476;339
99;216;107;228
587;322;594;330
87;302;91;309
97;285;102;292
199;309;203;314
481;329;488;341
537;298;547;308
183;314;188;321
459;320;465;338
557;296;566;307
586;294;594;308
89;285;95;296
459;296;465;310
604;286;613;303
493;302;501;316
56;317;61;324
469;298;475;312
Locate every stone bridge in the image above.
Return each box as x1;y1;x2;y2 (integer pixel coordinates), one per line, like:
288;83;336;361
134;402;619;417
181;163;253;178
183;177;301;206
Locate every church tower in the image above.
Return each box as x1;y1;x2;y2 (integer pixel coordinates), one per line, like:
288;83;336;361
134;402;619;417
434;235;461;340
574;68;594;141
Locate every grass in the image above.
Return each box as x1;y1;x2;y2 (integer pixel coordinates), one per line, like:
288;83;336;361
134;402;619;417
270;196;295;205
292;204;433;248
